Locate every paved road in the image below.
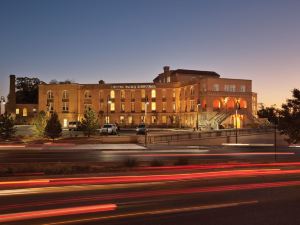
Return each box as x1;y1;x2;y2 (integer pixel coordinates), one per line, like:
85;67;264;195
0;144;297;163
1;163;300;224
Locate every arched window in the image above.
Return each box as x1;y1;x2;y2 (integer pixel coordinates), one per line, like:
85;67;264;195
84;90;91;99
213;99;221;109
62;90;69;99
190;86;195;96
110;90;115;99
47;90;53;99
240;99;247;109
227;99;235;109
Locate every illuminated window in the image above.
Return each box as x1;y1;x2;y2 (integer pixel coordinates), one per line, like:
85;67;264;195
105;116;110;123
16;108;20;115
141;102;145;111
23;108;27;117
63;119;68;128
110;102;115;111
140;115;145;123
141;89;146;98
84;90;91;99
151;102;156;111
131;90;135;100
151;89;156;98
120;90;125;99
167;76;171;83
128;116;133;124
120;116;125;124
62;90;69;99
190;100;195;111
110;90;115;99
162;102;166;111
131;102;135;112
151;115;157;124
172;89;176;98
213;99;221;109
47;90;53;99
173;103;176;112
48;102;54;112
162;116;167;124
121;103;125;112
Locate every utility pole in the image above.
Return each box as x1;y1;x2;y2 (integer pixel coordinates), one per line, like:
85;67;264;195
144;96;149;146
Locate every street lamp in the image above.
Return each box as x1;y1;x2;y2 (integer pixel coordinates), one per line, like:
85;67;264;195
235;99;240;144
0;96;6;115
106;96;111;124
196;99;201;131
144;96;149;146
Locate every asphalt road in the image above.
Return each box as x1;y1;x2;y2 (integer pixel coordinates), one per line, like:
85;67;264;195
0;145;297;164
1;163;300;224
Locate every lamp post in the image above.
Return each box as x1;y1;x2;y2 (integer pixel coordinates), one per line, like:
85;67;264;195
196;99;201;131
0;96;6;115
274;111;279;161
144;96;149;146
235;99;240;144
106;96;112;134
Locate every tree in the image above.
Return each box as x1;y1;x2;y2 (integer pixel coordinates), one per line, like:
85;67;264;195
44;112;62;141
80;109;99;137
33;111;48;137
278;89;300;144
15;77;43;104
257;105;278;124
0;113;16;139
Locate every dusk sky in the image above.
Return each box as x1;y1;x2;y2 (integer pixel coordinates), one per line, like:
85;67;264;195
0;0;299;107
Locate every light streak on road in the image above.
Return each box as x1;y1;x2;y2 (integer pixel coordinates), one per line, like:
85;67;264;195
43;201;258;225
132;152;294;157
0;203;117;223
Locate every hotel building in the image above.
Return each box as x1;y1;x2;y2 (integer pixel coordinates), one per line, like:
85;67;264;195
8;66;258;129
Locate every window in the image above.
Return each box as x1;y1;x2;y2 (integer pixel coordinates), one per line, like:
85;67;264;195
141;89;146;98
151;89;156;98
105;116;110;123
110;90;115;99
47;90;53;99
240;85;246;92
172;89;176;98
128;116;133;124
23;108;27;117
151;116;157;124
173;103;176;112
162;89;166;98
230;85;236;92
48;102;54;112
62;102;69;112
84;90;91;99
16;108;19;115
141;102;145;111
100;102;104;111
167;76;171;83
131;102;135;112
110;102;115;111
140;116;145;123
131;90;135;100
213;84;219;91
225;85;236;92
190;100;195;111
121;103;125;112
190;86;195;96
120;90;125;99
84;104;92;111
162;116;167;124
63;119;68;128
162;102;166;111
151;102;156;111
120;116;125;124
62;90;69;99
99;90;103;100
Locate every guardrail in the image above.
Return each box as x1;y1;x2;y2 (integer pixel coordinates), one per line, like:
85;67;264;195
147;128;273;144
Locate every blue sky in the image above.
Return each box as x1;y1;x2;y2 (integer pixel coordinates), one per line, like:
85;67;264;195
0;0;300;106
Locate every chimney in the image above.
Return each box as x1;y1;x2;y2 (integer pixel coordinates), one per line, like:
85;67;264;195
163;66;170;73
7;75;16;114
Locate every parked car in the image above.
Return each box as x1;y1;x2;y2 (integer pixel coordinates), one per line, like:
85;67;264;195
136;124;147;135
100;124;118;135
68;121;80;131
